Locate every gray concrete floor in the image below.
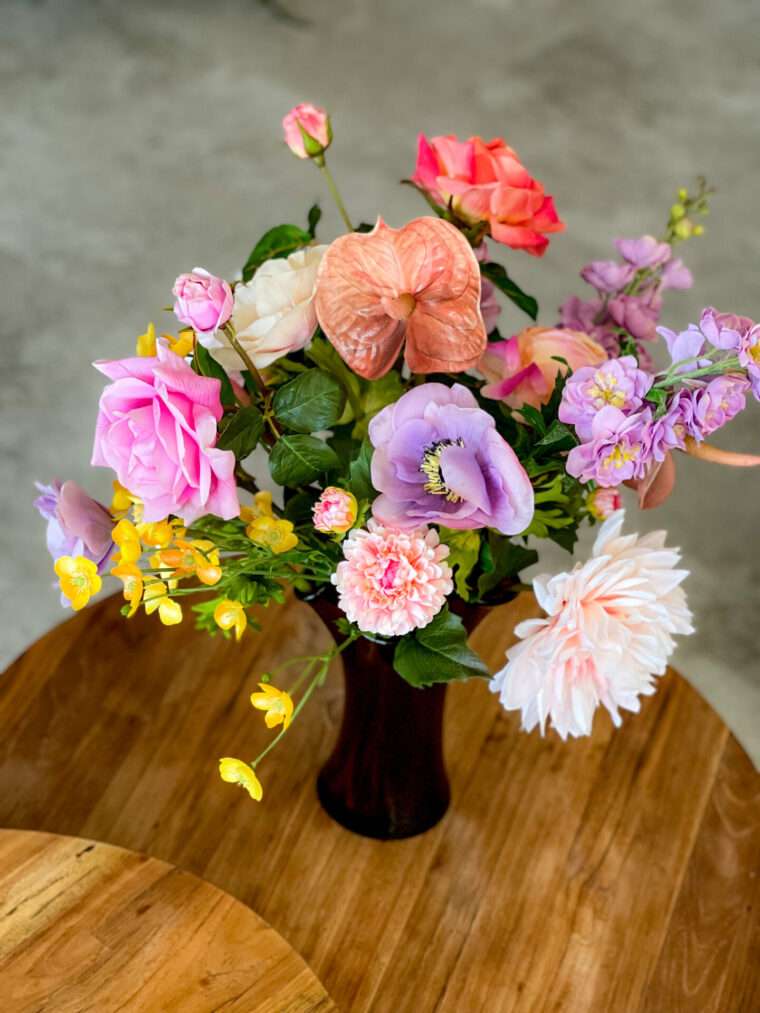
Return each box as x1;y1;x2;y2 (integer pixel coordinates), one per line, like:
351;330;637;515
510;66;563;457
2;0;759;762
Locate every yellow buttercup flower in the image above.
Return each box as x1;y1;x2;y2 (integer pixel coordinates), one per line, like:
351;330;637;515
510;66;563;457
112;518;142;564
214;599;248;640
54;555;102;611
111;481;141;520
157;538;221;586
143;579;183;626
218;758;262;801
240;491;274;524
136;518;182;549
163;328;195;358
250;683;294;730
246;515;298;554
111;561;144;617
136;322;157;357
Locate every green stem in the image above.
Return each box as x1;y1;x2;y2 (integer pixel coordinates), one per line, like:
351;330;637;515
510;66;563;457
318;161;354;232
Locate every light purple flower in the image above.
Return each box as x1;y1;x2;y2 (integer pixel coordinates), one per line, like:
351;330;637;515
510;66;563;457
368;382;534;535
479;278;502;333
614;235;671;269
656;323;709;372
608;292;661;342
559;356;653;440
34;480;114;604
660;258;693;291
580;260;635;294
565;406;653;487
692;375;750;436
646;390;698;461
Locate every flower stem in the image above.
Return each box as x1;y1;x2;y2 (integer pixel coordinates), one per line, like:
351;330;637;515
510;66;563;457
318;161;354;232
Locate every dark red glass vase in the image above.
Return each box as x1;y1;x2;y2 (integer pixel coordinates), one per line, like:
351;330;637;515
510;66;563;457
306;592;492;840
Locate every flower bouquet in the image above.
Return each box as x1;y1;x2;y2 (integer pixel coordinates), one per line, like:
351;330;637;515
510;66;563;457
37;103;760;838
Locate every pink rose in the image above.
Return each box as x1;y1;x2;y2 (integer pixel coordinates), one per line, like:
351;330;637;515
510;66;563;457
480;327;607;410
282;103;331;159
172;268;233;336
411;134;564;257
91;344;239;524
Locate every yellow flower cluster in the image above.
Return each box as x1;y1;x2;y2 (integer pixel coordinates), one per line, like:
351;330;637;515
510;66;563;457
136;322;195;359
240;491;298;554
218;683;295;803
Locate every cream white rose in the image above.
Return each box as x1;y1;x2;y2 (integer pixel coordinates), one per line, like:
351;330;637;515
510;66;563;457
204;245;327;371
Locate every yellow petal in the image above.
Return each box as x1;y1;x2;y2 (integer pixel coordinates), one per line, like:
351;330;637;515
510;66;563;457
218;758;263;801
136;322;157;357
158;598;183;626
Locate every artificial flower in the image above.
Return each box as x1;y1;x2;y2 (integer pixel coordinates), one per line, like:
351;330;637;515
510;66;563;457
565;407;652;486
172;268;233;336
246;516;298;554
111;561;144;617
480;327;606;410
143;579;183;625
203;247;327;373
54;555;102;611
282;103;331;159
332;520;453;637
312;487;357;534
490;511;693;738
559;356;653;440
157;538;222;585
314;217;486;379
239;491;275;524
111;518;142;564
91;343;239;525
411;133;565;256
214;599;248;640
136;518;179;549
250;683;294;729
34;480;114;581
218;757;263;801
587;487;622;520
369;383;534;534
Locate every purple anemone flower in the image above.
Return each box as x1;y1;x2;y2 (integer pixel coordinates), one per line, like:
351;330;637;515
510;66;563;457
34;479;115;578
368;383;534;535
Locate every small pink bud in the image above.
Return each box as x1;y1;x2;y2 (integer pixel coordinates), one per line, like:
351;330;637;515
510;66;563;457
588;486;622;520
172;268;233;336
312;487;357;534
282;103;331;160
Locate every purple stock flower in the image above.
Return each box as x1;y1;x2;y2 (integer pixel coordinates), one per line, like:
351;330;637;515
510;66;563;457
479;277;502;333
656;323;710;373
646;390;698;461
661;258;693;291
368;383;535;535
692;375;750;435
608;291;661;342
34;480;115;604
580;260;635;293
614;235;671;269
565;406;653;487
559;356;653;440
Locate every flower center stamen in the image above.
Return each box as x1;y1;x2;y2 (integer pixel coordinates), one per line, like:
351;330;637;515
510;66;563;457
420;438;465;501
381;292;416;321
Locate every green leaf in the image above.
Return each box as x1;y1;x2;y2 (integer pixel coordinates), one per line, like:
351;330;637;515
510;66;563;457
480;262;538;320
273;369;346;432
352;371;404;439
216;406;265;459
242;224;312;282
348;439;375;502
477;533;537;600
439;527;481;601
269;434;340;487
193;344;236;407
393;607;490;687
307;203;322;238
283;489;319;525
533;420;577;455
306;335;363;422
519;403;547;435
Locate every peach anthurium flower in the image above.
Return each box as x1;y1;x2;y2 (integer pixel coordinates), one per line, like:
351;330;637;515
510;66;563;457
314;216;487;379
54;555;102;611
250;683;294;730
219;758;263;801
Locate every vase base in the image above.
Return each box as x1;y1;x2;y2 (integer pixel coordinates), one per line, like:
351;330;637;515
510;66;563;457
316;773;449;841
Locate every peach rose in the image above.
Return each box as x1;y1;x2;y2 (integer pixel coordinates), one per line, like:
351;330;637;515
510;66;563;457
480;327;607;410
411;134;564;257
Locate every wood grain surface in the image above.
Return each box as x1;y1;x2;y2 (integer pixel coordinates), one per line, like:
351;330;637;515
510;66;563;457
0;828;334;1012
0;592;758;1012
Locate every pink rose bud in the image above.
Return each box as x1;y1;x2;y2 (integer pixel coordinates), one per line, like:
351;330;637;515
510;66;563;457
172;268;233;336
282;103;332;160
312;487;358;534
588;487;622;520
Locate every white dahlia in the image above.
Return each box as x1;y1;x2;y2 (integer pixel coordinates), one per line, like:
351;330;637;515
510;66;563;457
490;511;694;739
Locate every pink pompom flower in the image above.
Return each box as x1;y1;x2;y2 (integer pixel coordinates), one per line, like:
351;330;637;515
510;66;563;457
282;103;331;159
312;487;358;534
332;521;453;637
91;343;239;525
172;268;233;336
490;510;693;739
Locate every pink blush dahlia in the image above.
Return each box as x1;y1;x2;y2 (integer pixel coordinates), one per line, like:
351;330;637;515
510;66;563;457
490;511;693;739
332;521;453;637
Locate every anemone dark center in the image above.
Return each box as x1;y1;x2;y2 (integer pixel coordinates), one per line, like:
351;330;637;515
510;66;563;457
420;438;465;501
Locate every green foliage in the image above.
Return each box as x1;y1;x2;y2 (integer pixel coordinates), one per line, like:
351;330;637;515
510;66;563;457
269;434;340;487
193;344;236;407
352;371;404;439
306;335;363;422
307;203;322;238
393;607;490;687
282;489;319;525
480;262;538;320
347;438;375;502
477;533;538;600
216;405;265;459
273;368;346;432
242;223;312;283
439;527;481;600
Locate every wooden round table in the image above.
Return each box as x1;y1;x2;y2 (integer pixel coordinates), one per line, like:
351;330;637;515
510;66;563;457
0;828;333;1012
0;593;758;1011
